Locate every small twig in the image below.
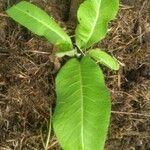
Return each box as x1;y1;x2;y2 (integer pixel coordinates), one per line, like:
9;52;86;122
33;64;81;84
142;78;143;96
24;50;51;55
40;108;52;150
119;4;134;10
40;128;46;148
0;53;9;56
112;111;150;117
0;13;8;17
44;108;52;150
48;141;58;149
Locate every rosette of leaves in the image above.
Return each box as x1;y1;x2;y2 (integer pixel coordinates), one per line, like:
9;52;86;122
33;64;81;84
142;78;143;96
6;1;119;149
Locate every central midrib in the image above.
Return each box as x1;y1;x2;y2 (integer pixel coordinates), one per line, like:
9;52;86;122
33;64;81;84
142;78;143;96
79;64;84;149
15;6;68;42
85;0;102;45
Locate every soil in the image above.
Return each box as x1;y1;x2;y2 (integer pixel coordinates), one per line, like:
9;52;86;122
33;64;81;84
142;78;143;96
0;0;150;150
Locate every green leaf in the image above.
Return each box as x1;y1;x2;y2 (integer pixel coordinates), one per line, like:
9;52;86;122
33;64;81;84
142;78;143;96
6;1;73;52
55;49;78;58
88;48;120;70
76;0;119;49
53;56;111;150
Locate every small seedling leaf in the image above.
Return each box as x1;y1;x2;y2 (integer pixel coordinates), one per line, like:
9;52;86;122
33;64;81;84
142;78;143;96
88;49;120;70
76;0;119;49
53;56;111;150
55;49;78;57
6;1;73;52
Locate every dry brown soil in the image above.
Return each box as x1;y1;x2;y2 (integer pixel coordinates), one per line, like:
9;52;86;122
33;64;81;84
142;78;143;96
0;0;150;149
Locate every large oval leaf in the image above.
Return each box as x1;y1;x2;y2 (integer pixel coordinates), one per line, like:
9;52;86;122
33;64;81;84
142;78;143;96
75;0;119;49
53;56;111;150
88;48;120;70
6;1;73;52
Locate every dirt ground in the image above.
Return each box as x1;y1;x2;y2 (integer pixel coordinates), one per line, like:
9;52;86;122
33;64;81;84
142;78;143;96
0;0;150;149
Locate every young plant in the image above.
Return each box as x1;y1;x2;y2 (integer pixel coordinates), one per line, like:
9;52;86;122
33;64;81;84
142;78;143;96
6;1;119;149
